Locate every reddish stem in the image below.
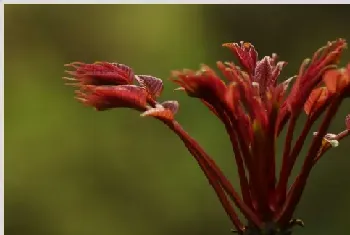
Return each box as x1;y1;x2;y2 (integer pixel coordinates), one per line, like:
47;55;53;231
200;98;253;209
216;105;253;209
266;105;278;199
222;101;262;214
275;96;333;208
276;106;291;137
251;124;271;220
276;115;297;206
276;95;343;226
164;120;244;231
165;120;263;228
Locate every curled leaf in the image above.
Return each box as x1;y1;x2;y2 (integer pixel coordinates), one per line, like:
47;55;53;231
323;68;349;94
161;100;179;115
141;100;179;121
135;75;164;99
141;106;173;121
304;87;330;115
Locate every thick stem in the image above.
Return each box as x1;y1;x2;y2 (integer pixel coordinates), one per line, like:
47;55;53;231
266;104;278;205
276;115;297;206
251;121;271;220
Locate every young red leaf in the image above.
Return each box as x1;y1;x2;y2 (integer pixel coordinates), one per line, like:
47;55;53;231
141;107;170;121
135;75;164;99
161;100;179;115
222;41;258;75
140;100;179;121
286;39;347;115
64;62;135;86
323;68;348;93
76;85;148;111
304;87;330;115
254;56;273;97
171;65;227;102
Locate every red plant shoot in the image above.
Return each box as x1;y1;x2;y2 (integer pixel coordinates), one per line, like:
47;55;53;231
64;39;350;235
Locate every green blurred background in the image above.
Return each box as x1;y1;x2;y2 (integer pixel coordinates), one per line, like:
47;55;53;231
4;4;350;235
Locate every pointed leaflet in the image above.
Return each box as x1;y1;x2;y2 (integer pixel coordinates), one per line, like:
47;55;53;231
135;75;164;99
274;76;295;106
76;85;148;111
287;39;346;114
222;41;258;75
254;56;273;98
171;65;227;103
219;60;269;130
304;87;330;116
277;39;347;135
216;61;250;83
269;53;288;87
64;62;135;86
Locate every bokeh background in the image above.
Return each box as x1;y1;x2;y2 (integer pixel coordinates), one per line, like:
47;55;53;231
5;4;350;235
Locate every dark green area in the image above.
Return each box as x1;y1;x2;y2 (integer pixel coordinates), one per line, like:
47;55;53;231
5;4;350;235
